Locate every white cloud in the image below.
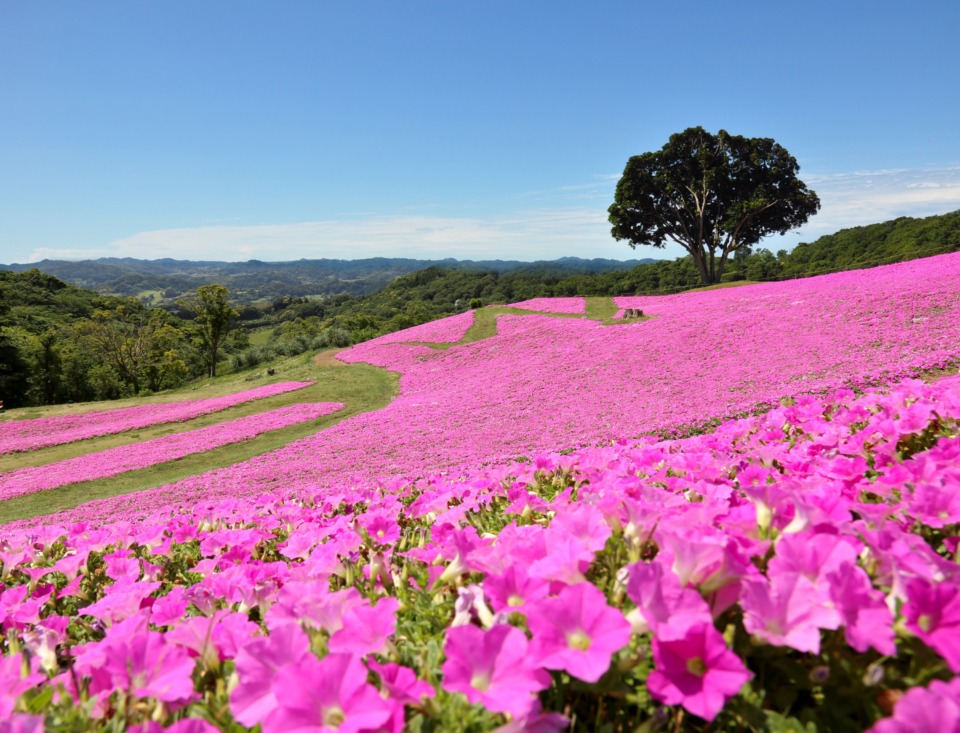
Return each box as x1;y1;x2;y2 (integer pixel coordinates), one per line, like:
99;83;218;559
515;174;621;203
780;165;960;248
25;247;115;262
20;165;960;264
94;209;660;263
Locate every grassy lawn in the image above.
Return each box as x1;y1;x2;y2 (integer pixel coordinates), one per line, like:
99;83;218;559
134;289;164;303
584;296;621;320
0;350;397;524
247;327;275;346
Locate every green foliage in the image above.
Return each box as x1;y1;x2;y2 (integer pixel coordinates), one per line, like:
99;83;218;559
0;271;207;407
0;328;30;408
782;210;960;277
178;284;240;378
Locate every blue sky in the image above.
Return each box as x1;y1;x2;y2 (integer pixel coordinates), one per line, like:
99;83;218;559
1;1;958;264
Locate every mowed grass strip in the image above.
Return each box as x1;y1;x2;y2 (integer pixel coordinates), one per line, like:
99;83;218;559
2;383;315;472
0;350;398;524
1;371;303;423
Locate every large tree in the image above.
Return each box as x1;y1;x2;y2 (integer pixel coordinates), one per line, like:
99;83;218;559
179;284;238;378
76;305;185;395
608;127;820;285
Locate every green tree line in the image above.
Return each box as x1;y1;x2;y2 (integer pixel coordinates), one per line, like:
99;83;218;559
0;273;250;408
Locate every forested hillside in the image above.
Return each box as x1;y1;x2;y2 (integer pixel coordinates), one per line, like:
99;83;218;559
781;209;960;276
0;271;230;408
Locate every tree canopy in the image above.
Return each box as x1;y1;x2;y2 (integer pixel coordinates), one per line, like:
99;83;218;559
608;127;820;284
178;284;238;378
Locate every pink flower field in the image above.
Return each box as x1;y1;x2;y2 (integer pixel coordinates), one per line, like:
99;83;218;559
371;309;475;344
2;254;960;731
1;374;959;731
0;402;343;500
0;381;315;455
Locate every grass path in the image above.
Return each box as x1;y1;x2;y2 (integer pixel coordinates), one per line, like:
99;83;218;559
411;297;646;351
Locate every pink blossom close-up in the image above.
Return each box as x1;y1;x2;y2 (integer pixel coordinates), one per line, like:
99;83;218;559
441;623;551;717
527;582;632;683
647;621;753;721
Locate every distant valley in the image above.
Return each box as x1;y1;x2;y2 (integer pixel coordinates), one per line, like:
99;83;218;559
0;256;656;306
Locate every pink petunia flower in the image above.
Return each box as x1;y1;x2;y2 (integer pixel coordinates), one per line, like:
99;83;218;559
647;621;752;721
166;610;260;666
71;614;197;710
483;566;550;615
0;715;45;733
903;578;960;673
655;529;754;613
267;653;395;733
0;653;45;719
740;573;835;654
548;503;612;553
328;597;400;657
826;563;896;656
625;561;712;639
867;677;960;733
357;510;402;547
527;536;593;586
527;583;632;683
368;660;435;733
230;622;313;727
442;624;551;717
80;581;161;626
492;703;570;732
367;660;435;706
0;585;53;632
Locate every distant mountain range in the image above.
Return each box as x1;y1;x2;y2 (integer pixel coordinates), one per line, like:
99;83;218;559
0;256;656;305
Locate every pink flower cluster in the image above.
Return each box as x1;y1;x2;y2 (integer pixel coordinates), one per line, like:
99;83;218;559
0;402;343;500
1;375;959;730
335;311;475;369
16;253;960;529
373;310;475;344
0;381;315;455
507;297;586;314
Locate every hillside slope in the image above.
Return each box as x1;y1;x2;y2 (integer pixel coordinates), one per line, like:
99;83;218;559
14;252;960;528
783;208;960;276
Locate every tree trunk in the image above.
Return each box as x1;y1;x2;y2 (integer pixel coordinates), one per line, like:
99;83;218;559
689;246;710;285
716;253;729;282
